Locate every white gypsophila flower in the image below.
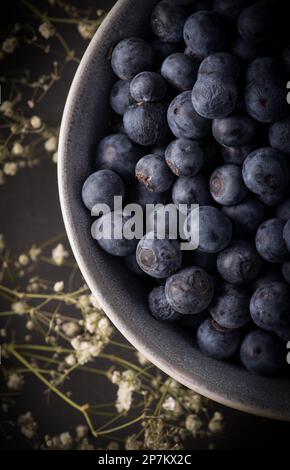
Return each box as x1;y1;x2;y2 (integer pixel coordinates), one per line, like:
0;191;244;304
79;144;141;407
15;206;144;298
111;369;141;414
185;414;203;437
89;294;100;309
77;294;91;310
38;22;55;39
76;425;88;440
44;136;57;152
71;335;104;365
51;243;69;266
0;234;5;252
162;396;182;415
7;372;25;391
29;245;42;262
26;320;34;331
3;162;17;176
0;328;6;337
208;412;224;434
2;37;17;53
185;392;203;414
52;151;58;163
30;115;42;129
0;101;13;116
136;351;149;366
18;254;29;266
18;412;38;439
85;312;99;334
65;354;76;367
53;281;64;293
11;301;28;315
77;23;96;40
12;142;24;156
59;432;73;449
97;317;112;338
62;321;79;337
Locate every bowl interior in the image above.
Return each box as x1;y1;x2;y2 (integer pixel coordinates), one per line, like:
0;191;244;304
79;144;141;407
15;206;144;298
58;0;290;420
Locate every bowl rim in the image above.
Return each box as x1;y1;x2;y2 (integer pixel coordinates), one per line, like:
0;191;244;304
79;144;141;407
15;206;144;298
58;0;290;421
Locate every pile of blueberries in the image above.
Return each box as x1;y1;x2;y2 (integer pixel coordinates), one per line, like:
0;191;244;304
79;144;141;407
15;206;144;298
82;0;290;376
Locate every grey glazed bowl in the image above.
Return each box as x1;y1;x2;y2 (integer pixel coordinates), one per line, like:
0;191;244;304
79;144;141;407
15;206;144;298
58;0;290;420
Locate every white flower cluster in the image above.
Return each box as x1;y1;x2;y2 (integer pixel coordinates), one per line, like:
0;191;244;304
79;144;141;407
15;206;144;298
18;412;38;439
44;426;93;450
111;369;141;413
51;243;69;266
7;372;25;391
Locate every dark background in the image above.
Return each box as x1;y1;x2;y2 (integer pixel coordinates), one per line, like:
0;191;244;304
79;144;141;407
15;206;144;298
0;0;290;450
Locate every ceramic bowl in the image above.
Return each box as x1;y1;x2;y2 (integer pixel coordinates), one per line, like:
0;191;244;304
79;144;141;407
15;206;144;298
58;0;290;420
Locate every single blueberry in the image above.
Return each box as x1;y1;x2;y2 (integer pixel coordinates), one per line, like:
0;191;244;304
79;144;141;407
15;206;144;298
192;75;238;120
244;78;288;123
161;53;199;92
165;266;214;314
197;318;241;360
82;169;125;212
123;102;170;146
238;3;274;44
217;240;262;284
96;134;142;183
130;71;167;103
167;91;211;140
210;283;250;329
172;175;212;206
256;218;288;263
198;52;240;80
269;117;290;155
165;139;204;177
111;38;154;80
151;1;188;43
184;11;227;58
222;196;266;237
135;154;174;193
148;286;181;321
250;282;290;333
136;233;182;279
240;330;283;375
210;164;248;206
212;110;256;147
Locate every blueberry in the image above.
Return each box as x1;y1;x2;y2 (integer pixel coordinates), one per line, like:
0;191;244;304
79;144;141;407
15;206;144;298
136;233;182;279
217;240;262;284
192;76;238;119
210;283;250;329
198;52;240;80
96;134;142;183
178;311;209;330
210;164;248;206
184;11;227;58
165;139;204;177
221;144;254;166
82;169;125;212
130;182;169;209
130;71;167;103
172;175;212;206
212;111;256;147
94;211;138;257
222;196;266;237
282;261;290;285
231;35;265;62
167;91;211;140
135;154;174;193
197;318;241;360
213;0;249;22
111;38;154;80
110;80;134;116
255;218;288;264
276;198;290;221
161;53;199;92
283;219;290;252
244;78;288;123
238;3;274;44
125;252;146;277
250;282;290;333
269;117;290;155
148;286;181;321
165;266;214;314
123;102;170;146
151;1;188;43
240;330;283;376
242;148;290;201
186;205;232;254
